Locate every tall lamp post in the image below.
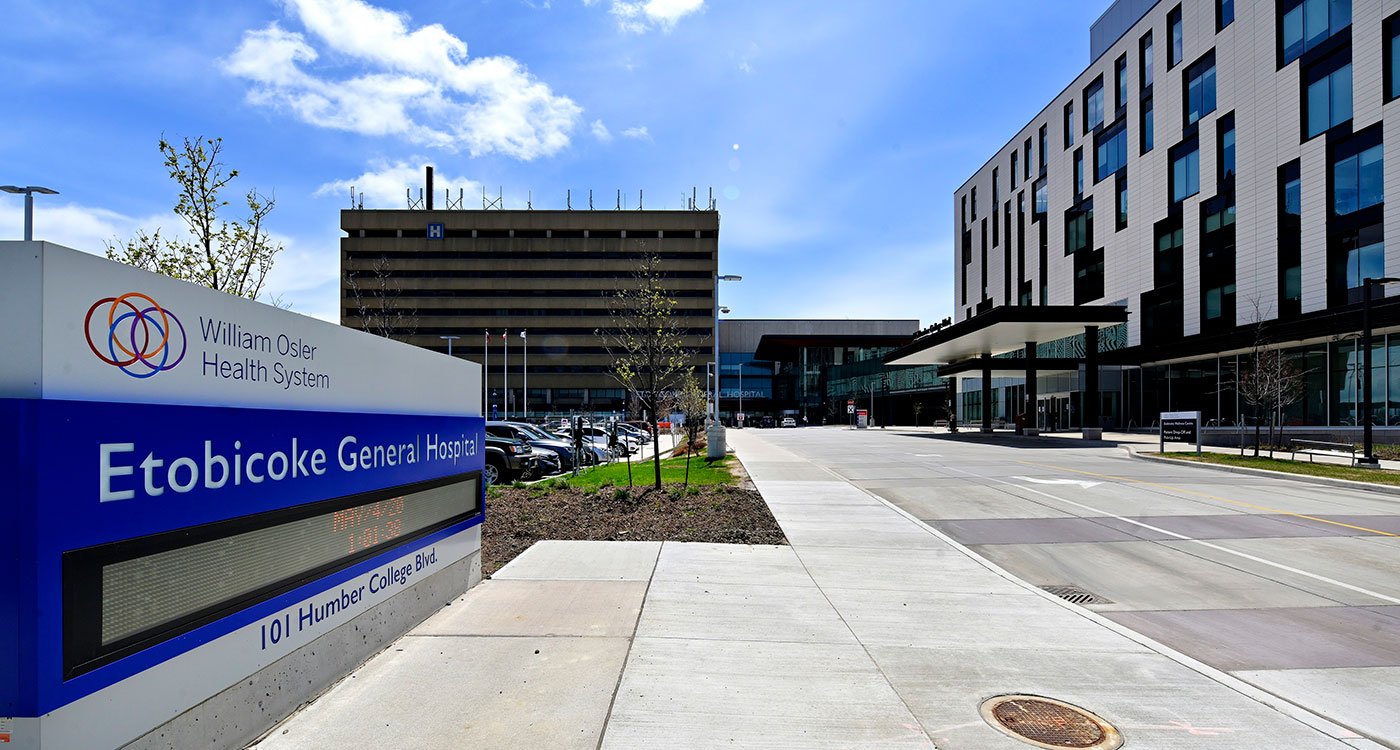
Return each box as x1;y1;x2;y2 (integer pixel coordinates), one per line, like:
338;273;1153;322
1361;276;1400;467
439;335;460;356
1;185;59;241
714;275;741;424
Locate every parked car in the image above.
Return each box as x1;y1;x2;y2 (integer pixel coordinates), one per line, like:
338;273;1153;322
554;425;615;461
487;421;577;472
780;417;797;428
759;416;776;428
483;434;536;485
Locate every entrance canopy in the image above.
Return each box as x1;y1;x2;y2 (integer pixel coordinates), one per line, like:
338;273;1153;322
884;306;1128;365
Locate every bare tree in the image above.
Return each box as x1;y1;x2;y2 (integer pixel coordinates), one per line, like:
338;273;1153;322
107;135;281;300
675;372;710;488
344;254;418;340
1230;300;1311;455
597;254;697;490
912;400;925;428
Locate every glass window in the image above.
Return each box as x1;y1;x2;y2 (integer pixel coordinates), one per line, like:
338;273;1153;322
1283;0;1352;64
1011;152;1019;188
1171;141;1200;202
1220;118;1235;182
1333;144;1383;215
1116;55;1128;109
971;186;977;219
1095;122;1127;182
1185;54;1217;126
1346;238;1385;290
1390;15;1400;101
1024;138;1032;179
1141;97;1155;153
993;167;1000;207
1306;61;1351;138
1065;202;1093;255
1064;102;1075;147
1039;125;1048;170
1033;176;1048;215
1085;77;1105;132
1074;148;1085;196
1169;5;1183;67
1218;0;1234;30
1117;178;1129;230
1141;31;1154;89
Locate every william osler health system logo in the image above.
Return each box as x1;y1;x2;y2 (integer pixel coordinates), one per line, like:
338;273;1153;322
85;293;188;379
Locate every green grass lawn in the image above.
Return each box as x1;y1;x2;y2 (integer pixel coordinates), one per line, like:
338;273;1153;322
1155;451;1400;485
536;454;737;490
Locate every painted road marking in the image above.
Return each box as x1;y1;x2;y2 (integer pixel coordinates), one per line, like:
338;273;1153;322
946;465;1400;606
1015;459;1399;538
1012;476;1102;489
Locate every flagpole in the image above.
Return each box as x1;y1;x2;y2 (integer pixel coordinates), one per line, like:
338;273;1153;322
521;330;528;418
502;330;509;420
484;330;489;419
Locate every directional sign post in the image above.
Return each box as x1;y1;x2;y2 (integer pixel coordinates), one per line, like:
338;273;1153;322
1160;411;1202;455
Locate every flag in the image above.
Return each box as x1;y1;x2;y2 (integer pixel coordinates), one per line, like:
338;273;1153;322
501;331;506;341
519;330;526;339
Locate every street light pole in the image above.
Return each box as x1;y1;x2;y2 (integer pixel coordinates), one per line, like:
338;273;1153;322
439;335;459;356
1;185;60;241
1361;276;1400;467
714;274;742;424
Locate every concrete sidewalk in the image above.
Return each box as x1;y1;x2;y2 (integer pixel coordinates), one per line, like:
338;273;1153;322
252;430;1383;749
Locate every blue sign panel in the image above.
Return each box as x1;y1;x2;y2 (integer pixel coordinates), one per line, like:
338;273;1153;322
0;398;484;717
427;222;445;240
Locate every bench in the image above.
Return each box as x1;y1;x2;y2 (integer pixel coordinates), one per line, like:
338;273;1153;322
1289;439;1358;466
933;419;949;429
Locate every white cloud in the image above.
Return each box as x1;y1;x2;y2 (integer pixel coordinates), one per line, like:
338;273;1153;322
590;119;613;142
621;125;651;141
224;0;582;160
0;200;158;255
316;159;482;209
607;0;705;33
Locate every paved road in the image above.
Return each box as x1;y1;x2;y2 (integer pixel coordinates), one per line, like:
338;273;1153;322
748;426;1400;747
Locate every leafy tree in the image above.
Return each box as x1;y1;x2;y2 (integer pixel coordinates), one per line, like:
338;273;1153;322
106;135;281;300
597;254;697;490
912;400;925;427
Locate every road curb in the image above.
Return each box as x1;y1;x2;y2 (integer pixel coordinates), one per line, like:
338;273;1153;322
1125;446;1400;499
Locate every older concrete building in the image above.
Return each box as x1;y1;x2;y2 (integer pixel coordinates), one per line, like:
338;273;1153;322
339;205;718;418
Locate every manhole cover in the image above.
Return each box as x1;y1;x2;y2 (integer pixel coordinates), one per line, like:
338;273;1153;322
980;695;1122;749
1040;585;1112;606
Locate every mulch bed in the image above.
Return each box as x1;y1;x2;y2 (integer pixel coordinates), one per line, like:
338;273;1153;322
482;484;787;576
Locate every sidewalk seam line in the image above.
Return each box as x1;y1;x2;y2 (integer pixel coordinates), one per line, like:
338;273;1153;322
592;539;662;750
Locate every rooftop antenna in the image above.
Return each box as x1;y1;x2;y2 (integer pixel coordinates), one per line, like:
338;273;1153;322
638;189;643;210
692;187;698;210
709;187;716;210
349;185;357;209
407;187;424;210
566;189;572;210
615;189;621;211
483;186;503;210
446;187;463;210
527;190;533;210
589;190;594;210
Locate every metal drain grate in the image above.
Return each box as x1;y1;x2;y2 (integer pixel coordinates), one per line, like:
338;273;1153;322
981;695;1122;749
1040;585;1112;606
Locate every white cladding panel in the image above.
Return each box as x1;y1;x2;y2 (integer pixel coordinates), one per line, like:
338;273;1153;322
954;0;1400;343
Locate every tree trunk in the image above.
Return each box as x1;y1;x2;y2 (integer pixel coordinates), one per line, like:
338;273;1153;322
1260;408;1271;458
652;417;662;490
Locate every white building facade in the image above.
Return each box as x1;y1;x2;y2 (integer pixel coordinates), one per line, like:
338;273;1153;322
955;0;1400;429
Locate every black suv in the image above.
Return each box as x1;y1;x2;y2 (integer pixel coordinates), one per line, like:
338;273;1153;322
487;422;578;472
483;434;536;485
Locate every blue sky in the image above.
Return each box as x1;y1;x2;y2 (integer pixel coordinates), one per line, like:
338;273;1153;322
0;0;1107;324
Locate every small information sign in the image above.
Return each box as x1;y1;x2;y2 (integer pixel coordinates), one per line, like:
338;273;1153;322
1160;410;1201;454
